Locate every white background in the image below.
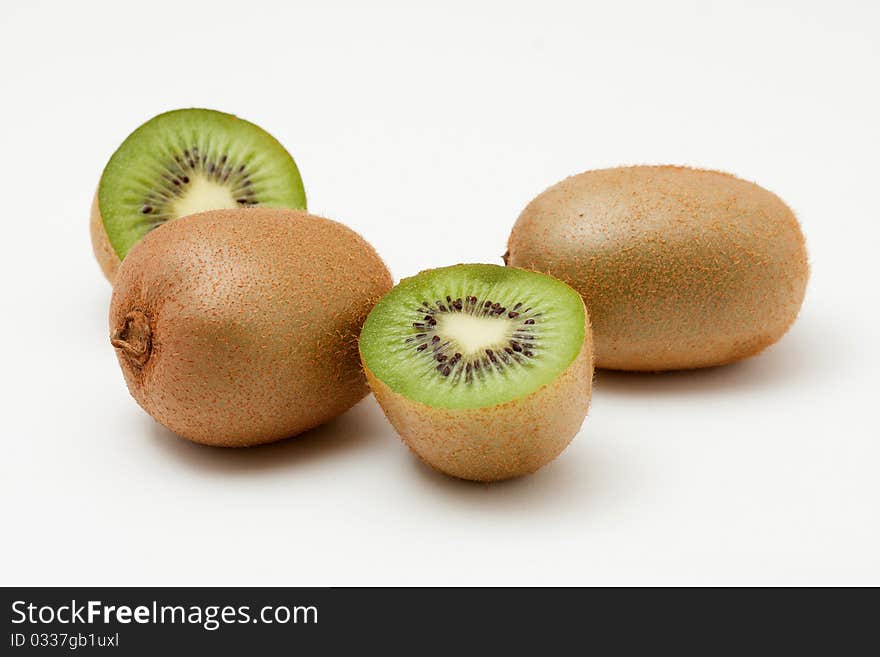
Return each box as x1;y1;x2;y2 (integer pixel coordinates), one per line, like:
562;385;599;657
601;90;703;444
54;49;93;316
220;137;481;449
1;0;878;586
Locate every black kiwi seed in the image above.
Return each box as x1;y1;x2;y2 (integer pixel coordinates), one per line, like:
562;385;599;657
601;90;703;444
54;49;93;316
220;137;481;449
141;145;260;219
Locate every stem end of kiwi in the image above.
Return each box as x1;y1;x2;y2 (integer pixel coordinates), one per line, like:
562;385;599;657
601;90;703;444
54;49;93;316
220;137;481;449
111;311;152;367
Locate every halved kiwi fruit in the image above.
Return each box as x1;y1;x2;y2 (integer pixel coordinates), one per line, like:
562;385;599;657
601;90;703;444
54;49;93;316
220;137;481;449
360;264;593;482
91;108;306;282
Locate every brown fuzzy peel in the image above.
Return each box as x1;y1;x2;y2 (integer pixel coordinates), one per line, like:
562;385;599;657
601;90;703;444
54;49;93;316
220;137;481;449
110;208;393;447
506;165;809;371
90;192;121;284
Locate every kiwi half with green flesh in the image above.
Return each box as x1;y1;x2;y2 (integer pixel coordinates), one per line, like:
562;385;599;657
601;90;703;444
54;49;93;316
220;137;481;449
360;264;593;482
506;166;809;371
91;108;306;283
110;207;392;447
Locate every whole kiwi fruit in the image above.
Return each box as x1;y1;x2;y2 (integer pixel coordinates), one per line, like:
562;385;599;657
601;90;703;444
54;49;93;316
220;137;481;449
92;108;306;283
360;264;593;482
110;207;392;446
506;166;809;371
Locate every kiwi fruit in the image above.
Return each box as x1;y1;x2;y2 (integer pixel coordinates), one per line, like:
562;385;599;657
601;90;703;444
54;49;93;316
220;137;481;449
359;264;593;482
506;166;809;371
91;108;306;283
110;207;392;447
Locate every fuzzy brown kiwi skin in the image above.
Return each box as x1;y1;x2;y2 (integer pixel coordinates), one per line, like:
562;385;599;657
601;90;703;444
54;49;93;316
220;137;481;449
361;311;593;482
506;165;809;372
110;207;393;447
90;191;121;284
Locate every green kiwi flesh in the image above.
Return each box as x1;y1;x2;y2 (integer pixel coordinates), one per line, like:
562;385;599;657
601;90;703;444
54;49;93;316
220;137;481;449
360;264;586;408
98;108;306;263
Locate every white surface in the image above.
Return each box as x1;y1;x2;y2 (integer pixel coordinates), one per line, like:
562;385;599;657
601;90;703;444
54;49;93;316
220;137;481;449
1;0;878;586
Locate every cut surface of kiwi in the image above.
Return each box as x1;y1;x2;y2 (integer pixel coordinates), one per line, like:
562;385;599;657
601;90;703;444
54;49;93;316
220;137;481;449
97;108;306;262
360;264;586;409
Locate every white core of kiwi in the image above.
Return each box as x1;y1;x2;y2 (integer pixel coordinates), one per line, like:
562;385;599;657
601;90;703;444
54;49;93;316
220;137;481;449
170;174;240;219
434;313;516;356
